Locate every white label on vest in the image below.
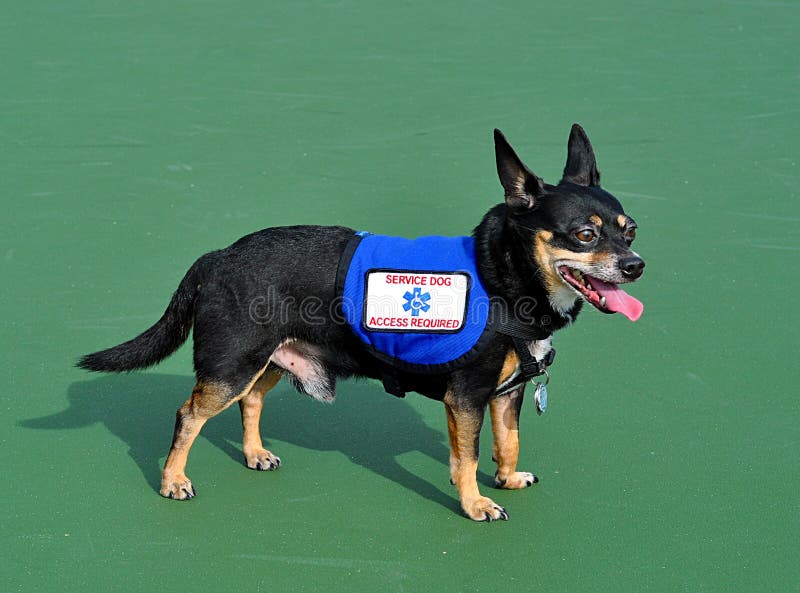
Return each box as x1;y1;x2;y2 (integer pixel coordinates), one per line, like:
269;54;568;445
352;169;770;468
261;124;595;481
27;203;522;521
363;270;470;332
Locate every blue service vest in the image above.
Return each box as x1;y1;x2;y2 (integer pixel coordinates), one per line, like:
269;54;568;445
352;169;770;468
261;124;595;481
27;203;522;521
337;232;497;374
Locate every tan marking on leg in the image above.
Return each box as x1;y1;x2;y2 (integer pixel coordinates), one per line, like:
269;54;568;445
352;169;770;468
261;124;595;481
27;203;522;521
498;348;520;386
161;364;270;499
490;392;536;489
589;214;603;227
240;370;283;470
443;394;508;521
161;380;231;499
445;403;459;485
490;394;519;477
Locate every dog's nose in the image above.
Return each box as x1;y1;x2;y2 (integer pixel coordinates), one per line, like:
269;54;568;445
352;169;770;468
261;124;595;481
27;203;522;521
619;256;645;279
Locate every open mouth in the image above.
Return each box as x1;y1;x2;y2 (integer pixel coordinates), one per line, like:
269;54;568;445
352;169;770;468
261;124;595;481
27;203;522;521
558;265;643;322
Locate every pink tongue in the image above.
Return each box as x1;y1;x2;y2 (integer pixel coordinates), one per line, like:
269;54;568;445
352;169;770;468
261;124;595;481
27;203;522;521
587;276;644;322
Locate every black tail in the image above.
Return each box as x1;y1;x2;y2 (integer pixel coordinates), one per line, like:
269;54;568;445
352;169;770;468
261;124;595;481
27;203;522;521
77;259;203;373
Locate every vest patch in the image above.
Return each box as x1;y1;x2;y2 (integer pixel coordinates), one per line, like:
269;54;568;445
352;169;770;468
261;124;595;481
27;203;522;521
362;270;470;333
337;232;497;373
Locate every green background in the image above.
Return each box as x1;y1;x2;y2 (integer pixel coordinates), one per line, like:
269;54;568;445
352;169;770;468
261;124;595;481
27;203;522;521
2;1;797;592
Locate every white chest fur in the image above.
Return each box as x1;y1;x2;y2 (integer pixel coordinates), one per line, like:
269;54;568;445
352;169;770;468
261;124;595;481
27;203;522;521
528;335;553;361
549;285;579;317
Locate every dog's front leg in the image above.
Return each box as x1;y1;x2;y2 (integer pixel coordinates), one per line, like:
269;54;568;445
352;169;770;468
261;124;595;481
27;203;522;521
490;389;538;489
444;397;509;522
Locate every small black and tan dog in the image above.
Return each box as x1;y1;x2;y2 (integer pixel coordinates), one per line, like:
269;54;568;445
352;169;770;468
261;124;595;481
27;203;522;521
79;125;644;521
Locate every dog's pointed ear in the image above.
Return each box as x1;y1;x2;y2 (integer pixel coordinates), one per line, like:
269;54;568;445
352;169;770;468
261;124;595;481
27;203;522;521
494;129;545;210
561;123;601;186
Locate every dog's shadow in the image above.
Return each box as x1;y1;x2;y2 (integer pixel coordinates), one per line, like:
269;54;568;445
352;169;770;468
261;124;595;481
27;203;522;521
21;374;471;511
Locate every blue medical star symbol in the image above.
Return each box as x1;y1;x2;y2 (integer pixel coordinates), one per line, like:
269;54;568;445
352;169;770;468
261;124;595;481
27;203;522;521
403;287;431;317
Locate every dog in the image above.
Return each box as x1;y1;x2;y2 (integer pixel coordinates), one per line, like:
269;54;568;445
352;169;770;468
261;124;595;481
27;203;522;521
78;125;645;521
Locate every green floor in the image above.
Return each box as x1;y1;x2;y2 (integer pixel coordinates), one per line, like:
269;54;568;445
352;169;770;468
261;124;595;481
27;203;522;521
3;1;798;592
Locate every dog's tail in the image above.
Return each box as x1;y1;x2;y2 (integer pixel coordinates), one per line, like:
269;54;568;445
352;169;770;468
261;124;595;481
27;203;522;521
77;258;205;373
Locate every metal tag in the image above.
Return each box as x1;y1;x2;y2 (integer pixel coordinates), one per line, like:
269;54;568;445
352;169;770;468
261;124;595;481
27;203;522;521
534;382;547;415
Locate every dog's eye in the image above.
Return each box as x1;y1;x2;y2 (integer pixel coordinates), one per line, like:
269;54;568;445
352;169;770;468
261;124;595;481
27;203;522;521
575;229;596;243
624;227;637;243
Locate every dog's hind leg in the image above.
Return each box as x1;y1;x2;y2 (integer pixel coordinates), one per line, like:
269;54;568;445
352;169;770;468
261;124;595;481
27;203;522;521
489;389;538;489
239;368;283;471
444;396;509;522
160;364;269;500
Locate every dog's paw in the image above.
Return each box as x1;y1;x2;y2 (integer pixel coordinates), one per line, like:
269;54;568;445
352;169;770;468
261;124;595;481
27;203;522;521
160;474;196;500
245;448;282;471
494;471;538;489
463;496;509;522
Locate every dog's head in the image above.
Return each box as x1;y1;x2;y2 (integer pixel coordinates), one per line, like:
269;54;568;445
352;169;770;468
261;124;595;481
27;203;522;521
494;125;645;321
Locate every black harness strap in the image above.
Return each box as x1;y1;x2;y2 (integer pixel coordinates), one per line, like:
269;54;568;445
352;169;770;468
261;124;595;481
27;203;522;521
495;310;555;395
379;306;556;399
